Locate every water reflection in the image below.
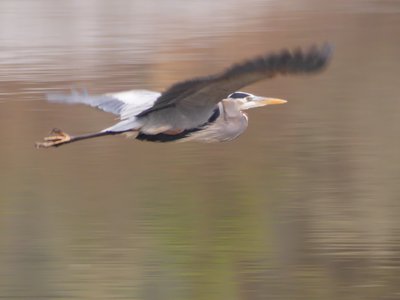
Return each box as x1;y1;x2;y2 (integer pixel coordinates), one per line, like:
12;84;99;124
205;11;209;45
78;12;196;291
1;0;400;299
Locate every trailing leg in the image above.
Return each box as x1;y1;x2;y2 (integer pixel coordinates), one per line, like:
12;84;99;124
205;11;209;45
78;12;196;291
35;128;130;148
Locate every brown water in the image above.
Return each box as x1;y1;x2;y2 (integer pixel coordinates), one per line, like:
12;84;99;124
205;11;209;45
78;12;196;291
1;0;400;299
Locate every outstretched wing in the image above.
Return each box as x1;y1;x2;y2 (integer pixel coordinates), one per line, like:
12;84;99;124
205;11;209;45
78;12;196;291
137;44;333;117
47;89;161;119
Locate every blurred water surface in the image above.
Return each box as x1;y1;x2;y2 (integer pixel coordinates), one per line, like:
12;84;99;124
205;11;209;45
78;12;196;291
1;0;400;299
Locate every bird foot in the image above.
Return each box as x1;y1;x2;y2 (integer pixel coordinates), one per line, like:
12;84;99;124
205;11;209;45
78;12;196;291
35;128;71;148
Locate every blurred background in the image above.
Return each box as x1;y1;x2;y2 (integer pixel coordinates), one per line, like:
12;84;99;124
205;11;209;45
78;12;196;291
1;0;400;299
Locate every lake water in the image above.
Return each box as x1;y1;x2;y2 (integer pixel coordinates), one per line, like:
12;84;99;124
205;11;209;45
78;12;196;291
1;0;400;299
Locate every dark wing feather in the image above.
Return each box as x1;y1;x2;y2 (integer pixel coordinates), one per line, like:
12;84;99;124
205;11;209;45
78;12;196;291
137;44;333;117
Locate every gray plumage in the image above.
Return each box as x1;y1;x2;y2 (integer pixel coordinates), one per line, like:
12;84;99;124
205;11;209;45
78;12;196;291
139;44;332;117
36;44;332;148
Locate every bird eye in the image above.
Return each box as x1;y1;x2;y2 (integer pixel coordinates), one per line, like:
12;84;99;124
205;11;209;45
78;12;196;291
245;96;252;101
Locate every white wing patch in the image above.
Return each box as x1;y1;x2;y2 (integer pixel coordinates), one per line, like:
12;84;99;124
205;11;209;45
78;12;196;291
47;89;161;120
105;90;161;120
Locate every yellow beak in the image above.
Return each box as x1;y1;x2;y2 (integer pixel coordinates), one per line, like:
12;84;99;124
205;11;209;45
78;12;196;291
261;98;288;105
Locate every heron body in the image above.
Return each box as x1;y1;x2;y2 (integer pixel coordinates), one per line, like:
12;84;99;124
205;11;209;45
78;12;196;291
36;44;332;148
136;100;249;143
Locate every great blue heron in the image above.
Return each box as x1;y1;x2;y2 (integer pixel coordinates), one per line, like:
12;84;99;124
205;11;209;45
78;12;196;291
36;44;332;148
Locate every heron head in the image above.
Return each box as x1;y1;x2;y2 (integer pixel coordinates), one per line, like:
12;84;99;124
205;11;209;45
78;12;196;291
228;91;287;111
